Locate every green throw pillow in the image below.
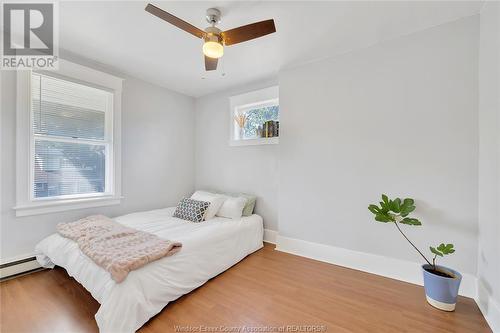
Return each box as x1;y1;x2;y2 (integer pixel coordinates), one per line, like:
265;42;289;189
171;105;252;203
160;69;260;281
240;194;257;216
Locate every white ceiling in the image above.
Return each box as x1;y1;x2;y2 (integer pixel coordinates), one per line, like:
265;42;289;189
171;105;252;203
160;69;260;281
58;1;482;97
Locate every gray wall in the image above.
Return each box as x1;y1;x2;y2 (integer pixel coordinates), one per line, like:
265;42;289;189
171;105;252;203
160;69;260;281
278;16;479;275
478;0;500;316
194;80;279;231
1;68;195;260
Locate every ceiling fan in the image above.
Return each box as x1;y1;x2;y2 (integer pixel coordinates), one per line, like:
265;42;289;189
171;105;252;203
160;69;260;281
145;3;276;71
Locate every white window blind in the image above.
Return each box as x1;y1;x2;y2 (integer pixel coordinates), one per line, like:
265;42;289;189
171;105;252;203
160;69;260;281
31;73;113;199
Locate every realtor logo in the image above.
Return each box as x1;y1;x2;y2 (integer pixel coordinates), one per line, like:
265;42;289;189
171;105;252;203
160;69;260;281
1;2;58;69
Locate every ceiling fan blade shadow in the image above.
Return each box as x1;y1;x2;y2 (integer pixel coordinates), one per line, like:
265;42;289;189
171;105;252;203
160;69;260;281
145;3;205;39
222;19;276;46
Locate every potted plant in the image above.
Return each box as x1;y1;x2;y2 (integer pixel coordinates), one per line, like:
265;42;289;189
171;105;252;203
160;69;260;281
368;194;462;311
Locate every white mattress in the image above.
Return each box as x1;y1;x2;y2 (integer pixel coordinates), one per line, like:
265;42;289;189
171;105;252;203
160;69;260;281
35;207;263;333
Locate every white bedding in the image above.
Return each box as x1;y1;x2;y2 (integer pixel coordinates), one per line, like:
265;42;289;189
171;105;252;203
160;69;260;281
35;207;263;333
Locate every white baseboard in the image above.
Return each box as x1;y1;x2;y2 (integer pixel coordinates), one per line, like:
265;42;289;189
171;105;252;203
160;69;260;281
0;256;41;279
275;234;477;299
0;252;36;265
476;280;500;332
263;229;278;244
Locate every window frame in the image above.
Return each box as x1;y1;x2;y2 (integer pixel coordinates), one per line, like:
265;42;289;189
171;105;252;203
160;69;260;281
229;85;279;146
15;59;123;217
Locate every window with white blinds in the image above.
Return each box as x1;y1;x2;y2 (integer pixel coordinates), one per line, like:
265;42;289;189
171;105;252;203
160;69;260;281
31;73;113;199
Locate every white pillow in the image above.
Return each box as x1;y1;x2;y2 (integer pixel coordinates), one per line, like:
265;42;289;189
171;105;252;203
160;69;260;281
191;191;225;220
216;196;247;219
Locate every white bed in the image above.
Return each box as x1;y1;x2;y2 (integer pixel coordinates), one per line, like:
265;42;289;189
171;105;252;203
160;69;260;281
35;207;264;333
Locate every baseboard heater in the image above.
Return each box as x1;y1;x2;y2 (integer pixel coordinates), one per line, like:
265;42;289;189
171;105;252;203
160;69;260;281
0;257;43;280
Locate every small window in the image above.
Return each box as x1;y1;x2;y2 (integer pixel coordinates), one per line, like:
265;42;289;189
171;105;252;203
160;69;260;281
230;86;279;146
31;73;112;200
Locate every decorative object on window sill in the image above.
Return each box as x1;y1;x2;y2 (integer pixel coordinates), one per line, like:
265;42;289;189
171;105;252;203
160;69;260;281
257;125;263;138
368;194;461;312
261;120;279;138
234;111;247;140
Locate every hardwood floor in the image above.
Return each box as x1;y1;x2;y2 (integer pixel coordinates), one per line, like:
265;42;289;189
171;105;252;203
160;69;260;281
0;244;491;333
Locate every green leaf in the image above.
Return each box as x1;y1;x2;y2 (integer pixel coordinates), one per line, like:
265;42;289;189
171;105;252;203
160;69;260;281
400;217;422;226
379;201;388;211
368;199;394;223
430;246;443;257
390;198;401;213
375;214;392;222
403;198;414;206
438;243;455;255
382;194;389;206
368;205;380;214
401;205;415;214
400;198;416;216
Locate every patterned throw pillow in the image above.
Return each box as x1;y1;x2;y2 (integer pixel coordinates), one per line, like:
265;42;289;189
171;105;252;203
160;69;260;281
173;198;210;223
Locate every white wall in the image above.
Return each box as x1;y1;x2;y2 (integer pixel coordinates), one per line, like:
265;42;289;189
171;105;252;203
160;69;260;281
278;16;479;275
0;67;195;261
477;1;500;329
194;80;279;231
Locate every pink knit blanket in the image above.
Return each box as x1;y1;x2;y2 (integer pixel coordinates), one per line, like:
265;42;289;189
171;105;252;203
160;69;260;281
57;215;182;283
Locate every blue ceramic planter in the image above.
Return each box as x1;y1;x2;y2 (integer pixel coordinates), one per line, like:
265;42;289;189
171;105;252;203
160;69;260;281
422;264;462;311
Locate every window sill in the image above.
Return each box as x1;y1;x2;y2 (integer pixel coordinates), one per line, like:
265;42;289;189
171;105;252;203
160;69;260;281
229;137;279;147
14;195;123;217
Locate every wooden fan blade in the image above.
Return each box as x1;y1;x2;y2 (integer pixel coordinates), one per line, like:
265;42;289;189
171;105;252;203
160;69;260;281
145;4;205;39
205;56;218;71
222;19;276;46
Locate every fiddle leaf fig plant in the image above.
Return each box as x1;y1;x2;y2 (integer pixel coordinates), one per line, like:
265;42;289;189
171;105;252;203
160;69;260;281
368;194;455;272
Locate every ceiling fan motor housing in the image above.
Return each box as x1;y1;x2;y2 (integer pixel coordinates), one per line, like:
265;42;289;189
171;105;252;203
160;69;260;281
204;26;223;44
206;8;221;25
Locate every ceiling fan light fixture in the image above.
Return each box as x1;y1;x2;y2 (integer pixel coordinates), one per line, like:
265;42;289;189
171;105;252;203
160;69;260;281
203;27;224;59
203;41;224;59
